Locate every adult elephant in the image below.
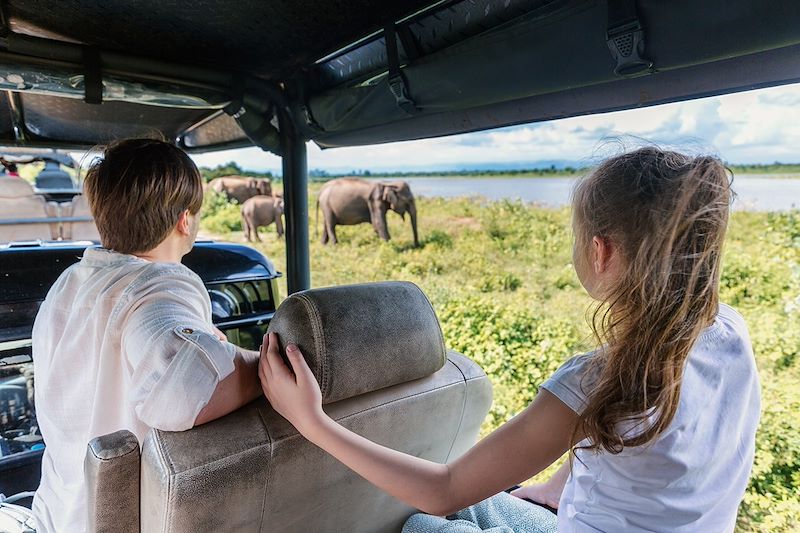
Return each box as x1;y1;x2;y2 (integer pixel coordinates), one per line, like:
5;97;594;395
208;175;271;203
241;195;283;242
317;178;419;246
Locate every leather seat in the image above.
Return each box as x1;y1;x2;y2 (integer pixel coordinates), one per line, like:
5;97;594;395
60;194;101;241
0;177;59;241
85;282;492;533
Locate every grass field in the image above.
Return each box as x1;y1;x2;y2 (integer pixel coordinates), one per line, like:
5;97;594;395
202;186;800;532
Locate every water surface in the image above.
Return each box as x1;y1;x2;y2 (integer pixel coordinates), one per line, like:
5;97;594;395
377;175;800;211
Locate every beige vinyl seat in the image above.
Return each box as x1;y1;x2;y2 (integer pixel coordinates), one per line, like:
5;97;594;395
0;177;59;241
85;281;493;533
60;194;101;241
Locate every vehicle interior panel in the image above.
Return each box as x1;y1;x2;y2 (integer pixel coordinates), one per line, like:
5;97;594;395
16;94;213;146
4;0;438;77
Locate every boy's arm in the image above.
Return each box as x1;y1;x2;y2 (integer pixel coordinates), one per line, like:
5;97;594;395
121;274;261;431
194;347;261;425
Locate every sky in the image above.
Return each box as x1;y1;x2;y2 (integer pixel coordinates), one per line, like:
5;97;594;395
191;82;800;175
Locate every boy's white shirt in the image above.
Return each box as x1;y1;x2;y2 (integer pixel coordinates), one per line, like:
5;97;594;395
31;247;237;533
541;303;761;533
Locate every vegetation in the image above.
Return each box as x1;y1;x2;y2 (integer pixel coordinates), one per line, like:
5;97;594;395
730;163;800;175
308;166;586;179
198;161;274;182
202;187;800;532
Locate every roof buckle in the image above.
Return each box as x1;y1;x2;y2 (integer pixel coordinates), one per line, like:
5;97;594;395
606;20;653;77
384;23;419;115
387;73;417;115
223;99;246;119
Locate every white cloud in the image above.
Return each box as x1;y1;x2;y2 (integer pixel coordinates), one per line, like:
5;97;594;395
191;83;800;172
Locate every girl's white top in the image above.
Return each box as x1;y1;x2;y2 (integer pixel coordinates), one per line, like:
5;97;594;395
30;248;238;533
541;304;760;532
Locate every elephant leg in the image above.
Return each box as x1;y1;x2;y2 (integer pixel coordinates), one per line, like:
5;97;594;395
376;213;391;241
328;221;338;245
243;218;251;242
323;214;338;245
254;225;262;242
369;204;391;242
275;215;284;238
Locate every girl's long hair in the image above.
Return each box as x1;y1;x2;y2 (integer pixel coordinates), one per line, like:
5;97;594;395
572;147;732;453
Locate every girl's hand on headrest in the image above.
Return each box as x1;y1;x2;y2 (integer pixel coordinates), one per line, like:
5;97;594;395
258;332;326;436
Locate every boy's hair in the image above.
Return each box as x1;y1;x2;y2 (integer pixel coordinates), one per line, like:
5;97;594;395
83;139;203;254
572;147;732;454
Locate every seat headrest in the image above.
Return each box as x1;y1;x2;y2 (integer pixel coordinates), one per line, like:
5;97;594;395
267;281;446;404
0;177;34;197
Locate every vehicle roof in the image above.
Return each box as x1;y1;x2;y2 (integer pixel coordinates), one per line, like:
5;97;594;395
0;0;798;153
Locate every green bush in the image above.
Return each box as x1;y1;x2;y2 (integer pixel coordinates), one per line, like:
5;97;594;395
201;190;242;233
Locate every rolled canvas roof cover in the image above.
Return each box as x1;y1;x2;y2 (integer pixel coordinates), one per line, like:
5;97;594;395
0;0;798;151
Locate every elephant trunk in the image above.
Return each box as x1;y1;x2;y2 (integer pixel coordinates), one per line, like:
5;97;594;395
409;202;419;247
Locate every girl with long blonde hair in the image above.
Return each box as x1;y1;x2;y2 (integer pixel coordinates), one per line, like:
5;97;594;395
259;147;760;532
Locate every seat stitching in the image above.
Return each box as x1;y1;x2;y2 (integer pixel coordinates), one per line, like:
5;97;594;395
412;282;447;368
332;371;462;422
163;441;273;476
152;433;173;532
91;444;139;461
444;358;470;463
255;407;274;531
296;293;329;399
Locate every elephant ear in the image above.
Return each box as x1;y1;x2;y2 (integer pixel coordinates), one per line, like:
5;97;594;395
382;185;398;206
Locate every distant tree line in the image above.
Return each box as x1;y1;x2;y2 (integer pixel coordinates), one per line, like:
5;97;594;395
198;161;275;182
727;162;800;175
308;165;586;180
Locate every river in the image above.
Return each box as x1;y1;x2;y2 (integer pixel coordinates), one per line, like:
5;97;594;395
377;175;800;211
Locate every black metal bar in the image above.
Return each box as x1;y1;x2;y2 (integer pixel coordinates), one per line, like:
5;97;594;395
0;217;93;225
7;90;27;142
214;312;276;330
277;107;310;294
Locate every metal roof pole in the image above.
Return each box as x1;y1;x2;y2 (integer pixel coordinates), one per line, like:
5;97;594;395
278;107;310;294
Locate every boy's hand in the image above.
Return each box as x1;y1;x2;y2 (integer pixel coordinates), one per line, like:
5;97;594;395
258;332;326;435
212;325;227;342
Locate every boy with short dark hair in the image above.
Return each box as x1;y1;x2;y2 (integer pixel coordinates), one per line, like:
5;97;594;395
31;138;261;533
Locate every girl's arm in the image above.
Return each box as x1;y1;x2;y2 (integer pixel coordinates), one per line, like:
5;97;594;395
258;332;581;516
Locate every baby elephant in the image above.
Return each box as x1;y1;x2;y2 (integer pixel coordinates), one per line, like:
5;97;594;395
241;195;284;242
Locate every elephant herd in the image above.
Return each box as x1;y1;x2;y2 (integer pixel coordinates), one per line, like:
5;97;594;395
206;175;419;246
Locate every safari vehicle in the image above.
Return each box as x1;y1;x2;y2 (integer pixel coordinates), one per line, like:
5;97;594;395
0;0;799;531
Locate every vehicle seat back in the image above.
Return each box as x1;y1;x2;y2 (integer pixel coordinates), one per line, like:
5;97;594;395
61;194;101;241
85;431;140;533
0;179;59;241
85;282;493;533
